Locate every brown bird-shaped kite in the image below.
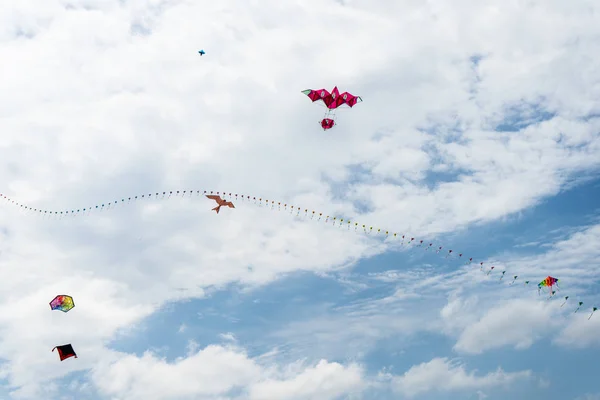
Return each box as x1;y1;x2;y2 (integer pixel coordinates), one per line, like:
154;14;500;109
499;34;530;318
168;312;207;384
206;195;235;214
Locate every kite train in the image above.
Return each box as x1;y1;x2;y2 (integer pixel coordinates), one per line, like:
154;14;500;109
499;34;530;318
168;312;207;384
1;189;596;320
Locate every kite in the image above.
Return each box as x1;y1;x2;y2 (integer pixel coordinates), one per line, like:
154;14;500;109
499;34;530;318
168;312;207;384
499;271;506;281
301;86;362;130
590;307;597;320
53;344;77;361
561;296;569;307
206;195;235;214
198;49;205;56
49;295;74;313
575;301;583;313
509;275;518;285
538;276;559;296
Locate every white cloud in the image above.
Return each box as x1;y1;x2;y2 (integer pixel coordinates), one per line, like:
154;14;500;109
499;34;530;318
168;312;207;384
248;359;365;400
391;357;531;398
219;332;237;342
538;378;551;389
439;292;481;335
554;312;600;348
453;298;559;355
91;345;366;400
92;345;262;399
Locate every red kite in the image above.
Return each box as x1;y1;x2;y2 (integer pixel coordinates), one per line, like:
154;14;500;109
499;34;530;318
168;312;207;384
206;195;235;214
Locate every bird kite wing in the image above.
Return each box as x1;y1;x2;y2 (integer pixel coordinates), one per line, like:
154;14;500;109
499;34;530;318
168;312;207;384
206;195;223;202
338;91;362;107
302;87;363;110
302;88;331;105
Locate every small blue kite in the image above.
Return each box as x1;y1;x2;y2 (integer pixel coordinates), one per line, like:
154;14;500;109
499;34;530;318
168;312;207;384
198;49;205;56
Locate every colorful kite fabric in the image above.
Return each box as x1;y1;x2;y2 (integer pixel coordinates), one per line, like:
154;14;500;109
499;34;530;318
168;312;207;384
53;344;77;361
538;276;559;295
49;295;74;312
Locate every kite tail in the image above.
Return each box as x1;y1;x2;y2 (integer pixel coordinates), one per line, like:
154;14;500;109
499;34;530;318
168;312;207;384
574;307;580;313
561;301;567;307
589;312;595;320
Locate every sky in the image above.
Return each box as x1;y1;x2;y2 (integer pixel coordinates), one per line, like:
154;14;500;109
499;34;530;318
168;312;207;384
0;0;600;399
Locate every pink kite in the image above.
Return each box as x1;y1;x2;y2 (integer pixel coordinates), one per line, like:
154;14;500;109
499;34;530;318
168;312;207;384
302;86;362;130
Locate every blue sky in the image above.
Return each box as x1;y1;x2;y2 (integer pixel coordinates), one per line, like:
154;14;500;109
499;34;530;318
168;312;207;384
98;179;600;400
1;0;600;399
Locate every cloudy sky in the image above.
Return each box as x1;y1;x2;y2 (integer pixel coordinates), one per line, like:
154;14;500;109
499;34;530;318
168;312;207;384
1;0;600;399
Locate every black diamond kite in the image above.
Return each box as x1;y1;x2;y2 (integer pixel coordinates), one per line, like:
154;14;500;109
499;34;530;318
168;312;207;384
52;344;77;361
